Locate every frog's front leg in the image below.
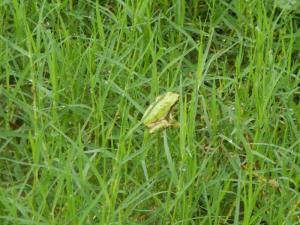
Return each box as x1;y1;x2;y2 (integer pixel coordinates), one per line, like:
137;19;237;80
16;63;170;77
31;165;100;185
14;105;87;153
168;112;180;128
149;120;171;133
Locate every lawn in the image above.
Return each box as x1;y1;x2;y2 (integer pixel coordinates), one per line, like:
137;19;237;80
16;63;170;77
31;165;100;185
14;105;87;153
0;0;299;224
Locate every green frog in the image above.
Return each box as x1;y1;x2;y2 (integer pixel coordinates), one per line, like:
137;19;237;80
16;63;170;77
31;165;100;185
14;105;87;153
142;92;179;133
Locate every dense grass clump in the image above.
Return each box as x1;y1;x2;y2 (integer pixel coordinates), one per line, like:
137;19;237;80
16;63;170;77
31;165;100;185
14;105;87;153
0;0;299;224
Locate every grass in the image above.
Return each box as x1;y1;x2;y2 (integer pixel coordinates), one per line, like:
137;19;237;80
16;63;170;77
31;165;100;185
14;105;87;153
0;0;299;224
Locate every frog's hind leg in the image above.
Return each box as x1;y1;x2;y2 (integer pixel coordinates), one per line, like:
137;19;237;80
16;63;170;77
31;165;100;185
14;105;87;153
149;120;171;133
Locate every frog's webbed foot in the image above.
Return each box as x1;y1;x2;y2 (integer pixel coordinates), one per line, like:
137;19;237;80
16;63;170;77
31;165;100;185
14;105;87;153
171;121;180;128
